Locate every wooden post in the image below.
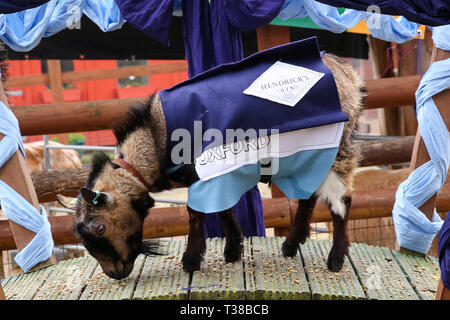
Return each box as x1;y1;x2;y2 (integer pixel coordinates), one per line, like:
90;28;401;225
256;25;292;236
47;60;69;144
436;279;450;300
369;36;399;136
397;32;434;136
404;45;450;297
0;283;5;300
0;81;56;271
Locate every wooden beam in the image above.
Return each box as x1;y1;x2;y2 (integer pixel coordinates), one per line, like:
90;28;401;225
0;82;56;270
13;97;147;136
1;185;450;250
358;135;415;167
28;137;416;204
364;75;420;109
9;76;420;137
32;167;90;204
5;62;188;88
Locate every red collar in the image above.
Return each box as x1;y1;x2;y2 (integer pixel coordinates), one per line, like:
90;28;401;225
112;158;150;189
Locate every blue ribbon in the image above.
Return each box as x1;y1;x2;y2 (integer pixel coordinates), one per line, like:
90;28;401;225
392;25;450;254
0;101;54;272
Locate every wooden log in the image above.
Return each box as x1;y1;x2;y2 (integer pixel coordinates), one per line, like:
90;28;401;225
358;136;414;167
14;97;147;136
29;137;415;204
5;62;188;88
2;186;450;251
32;167;90;203
10;76;421;136
364;75;420;110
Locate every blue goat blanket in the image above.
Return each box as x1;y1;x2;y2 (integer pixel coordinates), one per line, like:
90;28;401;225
159;37;348;212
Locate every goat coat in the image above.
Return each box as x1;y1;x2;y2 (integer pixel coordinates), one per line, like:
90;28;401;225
159;37;348;213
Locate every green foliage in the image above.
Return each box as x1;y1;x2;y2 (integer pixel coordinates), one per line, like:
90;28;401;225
68;133;86;144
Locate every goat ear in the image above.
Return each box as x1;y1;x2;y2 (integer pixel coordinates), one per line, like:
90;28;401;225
131;192;155;219
56;194;78;211
80;187;109;206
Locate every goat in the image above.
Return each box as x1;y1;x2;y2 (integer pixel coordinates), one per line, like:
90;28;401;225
57;53;364;280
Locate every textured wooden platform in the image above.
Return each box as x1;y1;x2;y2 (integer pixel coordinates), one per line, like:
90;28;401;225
1;237;440;300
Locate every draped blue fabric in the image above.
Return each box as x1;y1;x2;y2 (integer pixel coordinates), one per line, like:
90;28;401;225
180;0;284;237
0;101;54;272
314;0;450;26
392;25;450;255
0;1;51;14
114;0;173;45
278;0;419;43
1;0;431;52
0;0;124;52
438;211;450;289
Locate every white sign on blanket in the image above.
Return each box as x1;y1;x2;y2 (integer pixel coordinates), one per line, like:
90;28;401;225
243;61;325;106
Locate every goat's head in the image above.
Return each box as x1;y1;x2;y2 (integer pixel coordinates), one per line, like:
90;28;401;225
58;152;158;280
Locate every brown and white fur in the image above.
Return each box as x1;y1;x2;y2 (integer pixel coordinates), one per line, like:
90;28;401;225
57;54;364;279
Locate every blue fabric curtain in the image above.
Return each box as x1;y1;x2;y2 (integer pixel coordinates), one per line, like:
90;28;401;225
0;0;51;14
315;0;450;26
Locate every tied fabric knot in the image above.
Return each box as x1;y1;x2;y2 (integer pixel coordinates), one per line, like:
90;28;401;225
0;101;54;272
392;25;450;255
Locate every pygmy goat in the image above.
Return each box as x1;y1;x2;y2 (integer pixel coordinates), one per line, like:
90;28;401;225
57;53;364;280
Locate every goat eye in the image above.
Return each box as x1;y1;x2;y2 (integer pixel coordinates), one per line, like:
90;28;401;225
96;224;105;236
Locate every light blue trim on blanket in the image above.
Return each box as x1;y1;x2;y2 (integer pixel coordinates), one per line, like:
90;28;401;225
187;147;338;213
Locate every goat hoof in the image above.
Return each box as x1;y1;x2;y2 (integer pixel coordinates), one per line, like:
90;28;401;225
224;242;243;263
281;241;298;257
182;254;202;272
327;252;345;272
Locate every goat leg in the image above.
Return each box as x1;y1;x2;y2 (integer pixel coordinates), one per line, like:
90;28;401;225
282;194;318;257
327;195;351;272
182;207;206;272
218;210;243;263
